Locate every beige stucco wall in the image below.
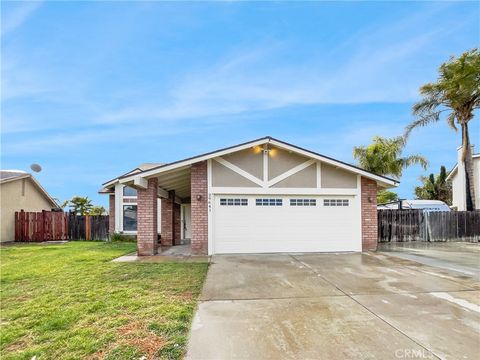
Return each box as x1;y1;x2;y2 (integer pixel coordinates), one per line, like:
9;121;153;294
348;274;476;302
272;164;317;188
0;178;54;242
268;146;309;179
211;146;360;190
222;148;264;179
321;164;357;188
212;160;261;187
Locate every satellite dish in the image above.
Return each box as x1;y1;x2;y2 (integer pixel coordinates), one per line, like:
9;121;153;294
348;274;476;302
30;164;42;173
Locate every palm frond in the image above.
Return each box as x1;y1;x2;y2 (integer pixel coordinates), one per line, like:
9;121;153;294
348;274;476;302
403;154;429;170
412;95;440;115
404;111;442;138
445;112;458;131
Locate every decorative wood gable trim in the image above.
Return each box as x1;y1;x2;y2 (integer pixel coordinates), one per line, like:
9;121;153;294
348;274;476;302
214;157;265;187
267;159;316;187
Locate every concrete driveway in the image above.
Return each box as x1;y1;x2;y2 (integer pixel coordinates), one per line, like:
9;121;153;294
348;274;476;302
186;251;480;360
378;241;480;279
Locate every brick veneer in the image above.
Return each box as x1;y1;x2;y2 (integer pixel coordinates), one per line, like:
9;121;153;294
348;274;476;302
361;177;378;251
191;161;208;254
108;194;115;235
161;197;173;246
137;178;159;256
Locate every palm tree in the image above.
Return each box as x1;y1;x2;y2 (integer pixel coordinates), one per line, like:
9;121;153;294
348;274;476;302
353;136;428;179
405;49;480;210
414;166;452;205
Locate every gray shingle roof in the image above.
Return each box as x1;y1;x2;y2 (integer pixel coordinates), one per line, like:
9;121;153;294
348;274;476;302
0;170;29;181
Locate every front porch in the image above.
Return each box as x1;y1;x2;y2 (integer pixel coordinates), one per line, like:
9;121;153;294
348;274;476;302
132;161;208;256
112;244;210;263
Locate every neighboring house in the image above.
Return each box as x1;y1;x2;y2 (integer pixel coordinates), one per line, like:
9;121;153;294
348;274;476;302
0;170;59;242
446;146;480;211
100;136;398;256
378;200;450;212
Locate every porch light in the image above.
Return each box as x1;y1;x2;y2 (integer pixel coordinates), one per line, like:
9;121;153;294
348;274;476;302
196;195;202;201
252;146;263;154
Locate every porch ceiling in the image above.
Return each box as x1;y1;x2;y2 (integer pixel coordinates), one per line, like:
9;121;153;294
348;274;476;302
149;166;191;199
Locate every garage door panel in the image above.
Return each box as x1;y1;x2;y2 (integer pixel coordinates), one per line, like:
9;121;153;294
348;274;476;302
213;195;360;254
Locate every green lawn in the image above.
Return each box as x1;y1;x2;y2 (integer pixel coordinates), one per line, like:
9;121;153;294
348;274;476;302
0;242;209;360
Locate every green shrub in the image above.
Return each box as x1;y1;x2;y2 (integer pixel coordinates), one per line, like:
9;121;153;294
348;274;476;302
109;233;136;243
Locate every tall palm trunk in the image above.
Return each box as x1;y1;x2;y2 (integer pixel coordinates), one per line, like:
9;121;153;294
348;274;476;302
461;122;476;211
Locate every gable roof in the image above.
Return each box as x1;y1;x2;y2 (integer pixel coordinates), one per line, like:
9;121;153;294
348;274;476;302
0;170;59;208
445;153;480;181
102;136;399;188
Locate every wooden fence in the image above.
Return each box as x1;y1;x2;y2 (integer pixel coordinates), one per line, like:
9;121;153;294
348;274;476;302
378;210;480;242
68;214;109;241
15;210;109;242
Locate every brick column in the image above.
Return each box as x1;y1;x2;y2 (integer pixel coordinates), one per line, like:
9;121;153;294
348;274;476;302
137;178;159;256
108;194;115;235
191;161;208;255
161;197;173;246
361;177;378;251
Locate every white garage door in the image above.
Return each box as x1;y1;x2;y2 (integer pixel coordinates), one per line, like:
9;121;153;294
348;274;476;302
213;195;361;254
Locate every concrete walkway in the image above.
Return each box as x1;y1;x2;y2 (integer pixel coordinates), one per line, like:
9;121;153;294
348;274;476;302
379;241;480;278
112;244;209;263
186;252;480;360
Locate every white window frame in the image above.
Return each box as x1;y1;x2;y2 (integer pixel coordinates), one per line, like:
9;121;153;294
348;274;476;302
122;185;138;199
122;204;138;233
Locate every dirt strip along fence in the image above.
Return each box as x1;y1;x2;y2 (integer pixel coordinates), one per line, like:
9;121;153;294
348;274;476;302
15;210;109;242
378;210;480;243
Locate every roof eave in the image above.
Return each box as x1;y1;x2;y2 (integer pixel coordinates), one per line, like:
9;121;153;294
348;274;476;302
109;136;399;187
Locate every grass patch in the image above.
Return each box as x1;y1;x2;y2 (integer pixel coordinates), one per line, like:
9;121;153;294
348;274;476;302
0;242;208;359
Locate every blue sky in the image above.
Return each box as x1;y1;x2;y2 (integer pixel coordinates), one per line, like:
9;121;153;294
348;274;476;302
2;1;479;207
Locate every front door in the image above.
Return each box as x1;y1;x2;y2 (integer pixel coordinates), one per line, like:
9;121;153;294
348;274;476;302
181;204;192;241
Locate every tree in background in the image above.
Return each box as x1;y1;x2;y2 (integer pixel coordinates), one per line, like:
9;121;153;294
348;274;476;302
405;49;479;210
377;190;399;204
353;136;428;178
63;196;93;215
414;166;452;205
353;136;428;203
90;206;106;216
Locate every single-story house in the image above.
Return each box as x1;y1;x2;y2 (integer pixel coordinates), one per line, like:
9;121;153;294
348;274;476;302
0;170;59;242
100;137;398;255
446;146;480;211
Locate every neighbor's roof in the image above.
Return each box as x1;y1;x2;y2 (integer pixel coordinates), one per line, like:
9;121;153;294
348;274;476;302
0;170;28;181
0;170;59;207
98;163;163;194
102;136;399;188
445;153;480;181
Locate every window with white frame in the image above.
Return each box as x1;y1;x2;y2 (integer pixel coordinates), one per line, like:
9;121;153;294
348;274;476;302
220;198;248;206
323;199;349;207
290;199;316;206
123;186;137;197
123;205;137;231
256;198;283;206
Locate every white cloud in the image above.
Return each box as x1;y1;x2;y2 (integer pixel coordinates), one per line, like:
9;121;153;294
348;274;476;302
95;6;455;125
1;1;42;37
2;1;476;139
